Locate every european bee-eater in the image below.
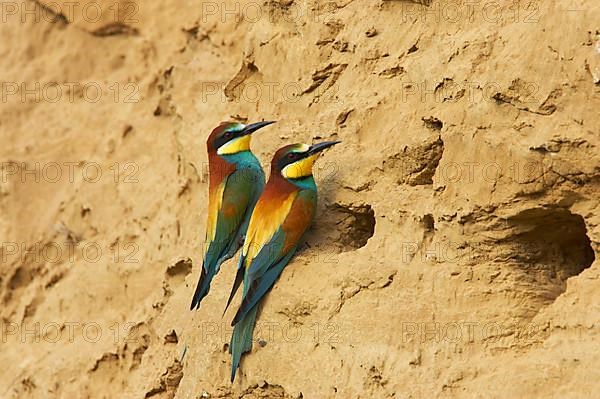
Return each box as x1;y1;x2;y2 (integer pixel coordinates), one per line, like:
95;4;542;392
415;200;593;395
190;120;275;311
226;140;340;381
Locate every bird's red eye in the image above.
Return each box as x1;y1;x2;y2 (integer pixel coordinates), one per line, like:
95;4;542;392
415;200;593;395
287;153;295;159
224;132;232;138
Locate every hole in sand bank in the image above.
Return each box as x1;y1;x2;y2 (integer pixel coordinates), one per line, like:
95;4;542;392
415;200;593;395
501;208;595;305
311;203;376;253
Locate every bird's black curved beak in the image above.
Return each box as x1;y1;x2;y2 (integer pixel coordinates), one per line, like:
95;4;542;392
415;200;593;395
308;140;341;155
240;121;276;136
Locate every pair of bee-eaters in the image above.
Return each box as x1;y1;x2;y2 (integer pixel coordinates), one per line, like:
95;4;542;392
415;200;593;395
189;120;339;382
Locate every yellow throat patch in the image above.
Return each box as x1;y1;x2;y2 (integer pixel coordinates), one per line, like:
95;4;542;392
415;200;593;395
217;135;251;155
281;154;318;179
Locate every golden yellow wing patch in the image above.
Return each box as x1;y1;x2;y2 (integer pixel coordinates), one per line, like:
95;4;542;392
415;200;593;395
242;190;298;266
204;181;226;254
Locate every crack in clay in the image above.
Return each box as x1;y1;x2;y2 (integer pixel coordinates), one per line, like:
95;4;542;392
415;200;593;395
303;63;348;95
330;272;397;318
492;92;556;116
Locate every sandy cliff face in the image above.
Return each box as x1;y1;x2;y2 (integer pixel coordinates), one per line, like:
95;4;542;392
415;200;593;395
1;0;599;398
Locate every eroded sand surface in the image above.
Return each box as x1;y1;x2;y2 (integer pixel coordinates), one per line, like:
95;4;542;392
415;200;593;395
1;1;599;397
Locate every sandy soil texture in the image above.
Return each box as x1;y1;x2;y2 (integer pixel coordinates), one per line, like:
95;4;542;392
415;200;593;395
1;0;599;398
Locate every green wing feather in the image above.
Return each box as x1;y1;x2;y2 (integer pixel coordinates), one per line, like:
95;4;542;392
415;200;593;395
229;189;316;380
191;166;263;310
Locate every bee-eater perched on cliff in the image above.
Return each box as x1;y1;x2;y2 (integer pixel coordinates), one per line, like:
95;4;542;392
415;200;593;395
225;140;340;382
190;120;275;311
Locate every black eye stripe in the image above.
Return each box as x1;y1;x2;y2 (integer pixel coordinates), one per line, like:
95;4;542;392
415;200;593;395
277;151;305;170
214;130;238;150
